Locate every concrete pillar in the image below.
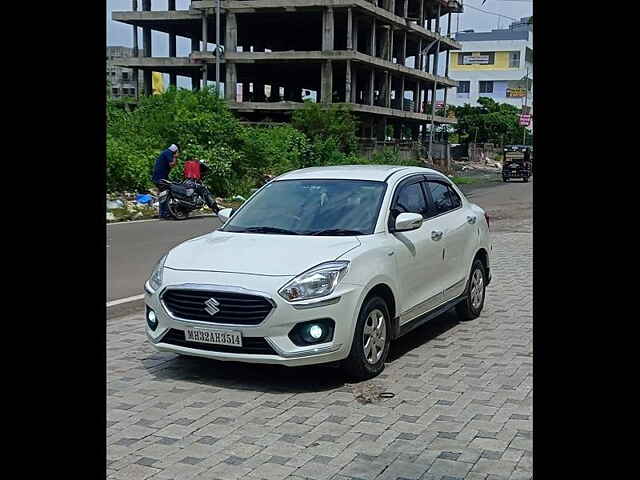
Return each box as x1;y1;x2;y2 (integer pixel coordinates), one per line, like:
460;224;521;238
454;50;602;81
346;60;352;103
226;12;238;51
351;67;358;103
132;1;139;98
142;30;152;95
400;76;405;111
369;69;375;106
417;38;422;71
321;61;333;103
386;73;392;108
389;28;394;62
370;18;376;57
225;64;237;101
389;0;395;15
169;2;177;88
419;0;424;28
414;81;420;113
380;26;389;62
403;0;408;18
202;13;208;86
347;8;353;50
322;7;334;51
351;15;360;52
400;31;407;66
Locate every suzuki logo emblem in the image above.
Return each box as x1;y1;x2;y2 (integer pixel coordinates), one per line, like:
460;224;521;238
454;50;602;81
204;298;220;316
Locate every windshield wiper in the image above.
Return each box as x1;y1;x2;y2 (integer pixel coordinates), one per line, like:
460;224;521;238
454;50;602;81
238;226;300;235
309;229;365;236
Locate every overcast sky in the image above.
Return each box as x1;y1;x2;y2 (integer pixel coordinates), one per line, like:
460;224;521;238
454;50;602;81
106;0;533;89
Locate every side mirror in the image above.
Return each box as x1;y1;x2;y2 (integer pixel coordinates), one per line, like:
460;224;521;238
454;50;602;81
394;212;424;232
218;207;233;223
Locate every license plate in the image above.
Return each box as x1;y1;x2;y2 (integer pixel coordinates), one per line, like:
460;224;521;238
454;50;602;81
184;328;242;347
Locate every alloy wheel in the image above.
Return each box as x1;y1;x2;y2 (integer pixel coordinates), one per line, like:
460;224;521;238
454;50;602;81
470;269;484;310
363;308;387;364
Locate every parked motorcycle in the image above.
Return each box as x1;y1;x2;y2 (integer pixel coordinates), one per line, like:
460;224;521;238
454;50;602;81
158;160;219;220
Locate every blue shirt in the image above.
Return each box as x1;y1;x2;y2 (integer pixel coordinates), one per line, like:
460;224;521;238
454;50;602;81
152;149;173;183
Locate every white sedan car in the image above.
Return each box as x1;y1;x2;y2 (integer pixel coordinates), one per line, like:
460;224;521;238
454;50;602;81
144;165;491;379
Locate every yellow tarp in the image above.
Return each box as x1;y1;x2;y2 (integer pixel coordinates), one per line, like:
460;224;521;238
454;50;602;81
152;72;165;95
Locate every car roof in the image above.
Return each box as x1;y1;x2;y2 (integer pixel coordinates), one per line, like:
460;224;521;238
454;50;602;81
275;165;445;183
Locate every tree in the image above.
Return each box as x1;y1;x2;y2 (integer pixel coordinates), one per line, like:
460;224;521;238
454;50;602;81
451;97;524;146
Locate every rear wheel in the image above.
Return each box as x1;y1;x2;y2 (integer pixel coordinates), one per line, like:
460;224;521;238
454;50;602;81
456;259;486;321
167;197;190;220
342;296;391;381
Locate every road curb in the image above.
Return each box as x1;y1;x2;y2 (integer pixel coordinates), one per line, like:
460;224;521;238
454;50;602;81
107;213;218;226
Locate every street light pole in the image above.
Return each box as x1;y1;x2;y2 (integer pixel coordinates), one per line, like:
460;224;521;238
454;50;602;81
522;67;529;145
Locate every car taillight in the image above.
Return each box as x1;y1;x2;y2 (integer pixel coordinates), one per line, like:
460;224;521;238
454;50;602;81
485;213;490;231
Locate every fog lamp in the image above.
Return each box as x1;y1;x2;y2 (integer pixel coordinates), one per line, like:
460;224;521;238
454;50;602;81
146;307;158;331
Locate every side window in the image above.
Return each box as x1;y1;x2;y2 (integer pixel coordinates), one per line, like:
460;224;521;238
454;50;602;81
448;186;462;209
393;181;427;217
426;181;455;216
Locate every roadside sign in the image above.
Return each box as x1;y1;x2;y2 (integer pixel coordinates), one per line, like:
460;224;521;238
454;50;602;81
519;114;531;126
507;88;527;98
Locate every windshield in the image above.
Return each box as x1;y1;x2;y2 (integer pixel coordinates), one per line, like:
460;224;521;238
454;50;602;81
221;179;387;236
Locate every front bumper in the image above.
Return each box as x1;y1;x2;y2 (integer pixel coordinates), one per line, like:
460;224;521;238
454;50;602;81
144;269;362;367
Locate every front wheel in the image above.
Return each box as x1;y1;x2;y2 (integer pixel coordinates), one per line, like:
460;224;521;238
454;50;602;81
342;296;391;381
456;259;486;321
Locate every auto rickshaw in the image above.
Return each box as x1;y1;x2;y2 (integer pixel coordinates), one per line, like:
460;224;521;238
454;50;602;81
502;145;532;182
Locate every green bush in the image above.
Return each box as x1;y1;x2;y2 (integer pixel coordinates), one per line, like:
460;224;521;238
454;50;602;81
107;89;424;197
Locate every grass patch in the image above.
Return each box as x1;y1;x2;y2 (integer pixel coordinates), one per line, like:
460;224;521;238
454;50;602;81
450;176;481;185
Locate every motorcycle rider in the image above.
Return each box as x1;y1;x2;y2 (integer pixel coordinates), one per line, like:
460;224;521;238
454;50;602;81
152;144;179;219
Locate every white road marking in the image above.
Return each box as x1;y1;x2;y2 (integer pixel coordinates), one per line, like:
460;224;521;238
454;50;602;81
107;294;145;307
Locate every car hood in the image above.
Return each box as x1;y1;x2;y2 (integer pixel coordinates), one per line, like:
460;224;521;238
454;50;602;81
164;230;361;276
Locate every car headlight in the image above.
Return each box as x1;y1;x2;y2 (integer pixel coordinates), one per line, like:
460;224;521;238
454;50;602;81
278;261;349;302
147;255;167;292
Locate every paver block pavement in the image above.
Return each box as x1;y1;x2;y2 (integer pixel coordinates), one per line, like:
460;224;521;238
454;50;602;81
107;232;532;480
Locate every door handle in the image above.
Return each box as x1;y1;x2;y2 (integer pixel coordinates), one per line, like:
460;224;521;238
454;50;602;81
467;215;477;224
431;230;443;241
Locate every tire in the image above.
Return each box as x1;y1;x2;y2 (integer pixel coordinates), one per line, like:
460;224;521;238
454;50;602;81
342;296;391;381
167;198;190;220
523;176;529;183
455;259;487;321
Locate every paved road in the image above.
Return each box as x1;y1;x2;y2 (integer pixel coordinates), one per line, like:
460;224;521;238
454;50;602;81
107;181;533;480
106;179;531;308
107;216;222;302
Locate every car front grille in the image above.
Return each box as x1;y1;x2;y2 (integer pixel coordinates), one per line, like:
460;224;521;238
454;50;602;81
161;288;274;325
160;329;278;355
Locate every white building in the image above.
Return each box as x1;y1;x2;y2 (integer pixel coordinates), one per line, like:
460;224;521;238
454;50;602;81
446;17;533;113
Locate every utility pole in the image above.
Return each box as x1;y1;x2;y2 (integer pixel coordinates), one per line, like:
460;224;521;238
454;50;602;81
427;2;442;161
216;0;221;96
522;67;529;145
132;0;139;99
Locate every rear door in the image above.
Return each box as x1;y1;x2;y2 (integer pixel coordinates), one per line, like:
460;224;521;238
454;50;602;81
388;175;445;325
424;178;475;302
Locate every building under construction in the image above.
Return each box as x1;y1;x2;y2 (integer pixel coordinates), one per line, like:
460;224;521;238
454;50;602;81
112;0;463;151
